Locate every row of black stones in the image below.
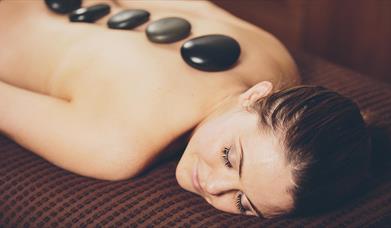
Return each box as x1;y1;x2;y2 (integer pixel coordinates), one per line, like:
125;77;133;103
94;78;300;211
44;0;241;72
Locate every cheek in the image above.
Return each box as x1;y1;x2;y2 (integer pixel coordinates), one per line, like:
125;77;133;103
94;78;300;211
208;194;238;214
193;123;224;159
180;117;230;175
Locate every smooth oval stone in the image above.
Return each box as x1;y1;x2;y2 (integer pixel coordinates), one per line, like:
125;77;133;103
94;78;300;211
146;17;191;43
107;9;150;30
69;3;111;23
45;0;82;14
181;34;241;72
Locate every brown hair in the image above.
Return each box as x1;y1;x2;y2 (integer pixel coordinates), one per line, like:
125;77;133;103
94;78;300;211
250;85;372;218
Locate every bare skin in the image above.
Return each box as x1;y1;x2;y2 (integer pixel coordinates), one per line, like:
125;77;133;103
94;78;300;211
0;0;300;184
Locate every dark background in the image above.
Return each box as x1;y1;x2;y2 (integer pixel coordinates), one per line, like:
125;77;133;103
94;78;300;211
211;0;391;84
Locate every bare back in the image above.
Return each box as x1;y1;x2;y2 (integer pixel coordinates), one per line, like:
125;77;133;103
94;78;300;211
0;0;299;179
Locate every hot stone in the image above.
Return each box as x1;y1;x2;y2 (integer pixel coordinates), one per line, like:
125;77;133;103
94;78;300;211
69;3;110;23
44;0;82;14
181;34;241;72
146;17;191;43
107;9;150;30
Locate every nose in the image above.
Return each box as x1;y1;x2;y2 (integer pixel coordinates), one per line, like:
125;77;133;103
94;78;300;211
201;171;237;196
204;182;227;196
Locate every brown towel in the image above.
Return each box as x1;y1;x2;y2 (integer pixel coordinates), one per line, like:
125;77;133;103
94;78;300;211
1;52;390;227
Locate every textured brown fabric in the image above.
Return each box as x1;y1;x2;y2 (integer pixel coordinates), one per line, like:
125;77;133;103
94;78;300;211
1;52;390;227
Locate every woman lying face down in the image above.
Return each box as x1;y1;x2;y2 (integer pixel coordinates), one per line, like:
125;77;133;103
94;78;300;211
0;0;372;220
176;82;372;218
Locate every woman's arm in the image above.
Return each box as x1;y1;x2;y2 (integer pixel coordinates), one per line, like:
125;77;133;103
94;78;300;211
0;80;132;180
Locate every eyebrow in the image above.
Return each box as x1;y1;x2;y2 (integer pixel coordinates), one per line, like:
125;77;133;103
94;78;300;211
238;137;263;217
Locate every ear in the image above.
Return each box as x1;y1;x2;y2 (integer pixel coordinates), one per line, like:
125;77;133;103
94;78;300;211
239;81;273;109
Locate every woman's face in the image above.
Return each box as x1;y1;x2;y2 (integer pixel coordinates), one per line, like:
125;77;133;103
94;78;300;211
176;88;295;217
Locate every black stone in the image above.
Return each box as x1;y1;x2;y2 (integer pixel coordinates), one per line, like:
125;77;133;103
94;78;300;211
45;0;82;14
107;9;150;30
146;17;191;43
69;4;111;23
180;34;241;72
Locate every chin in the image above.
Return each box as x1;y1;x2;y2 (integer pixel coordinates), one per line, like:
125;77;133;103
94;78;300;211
175;162;185;189
175;153;196;194
175;156;188;190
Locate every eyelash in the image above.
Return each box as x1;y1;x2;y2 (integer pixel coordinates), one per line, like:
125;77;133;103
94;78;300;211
222;147;246;213
222;147;233;168
236;192;246;214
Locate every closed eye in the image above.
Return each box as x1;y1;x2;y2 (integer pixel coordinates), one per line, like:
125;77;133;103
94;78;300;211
236;192;246;214
222;147;232;168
